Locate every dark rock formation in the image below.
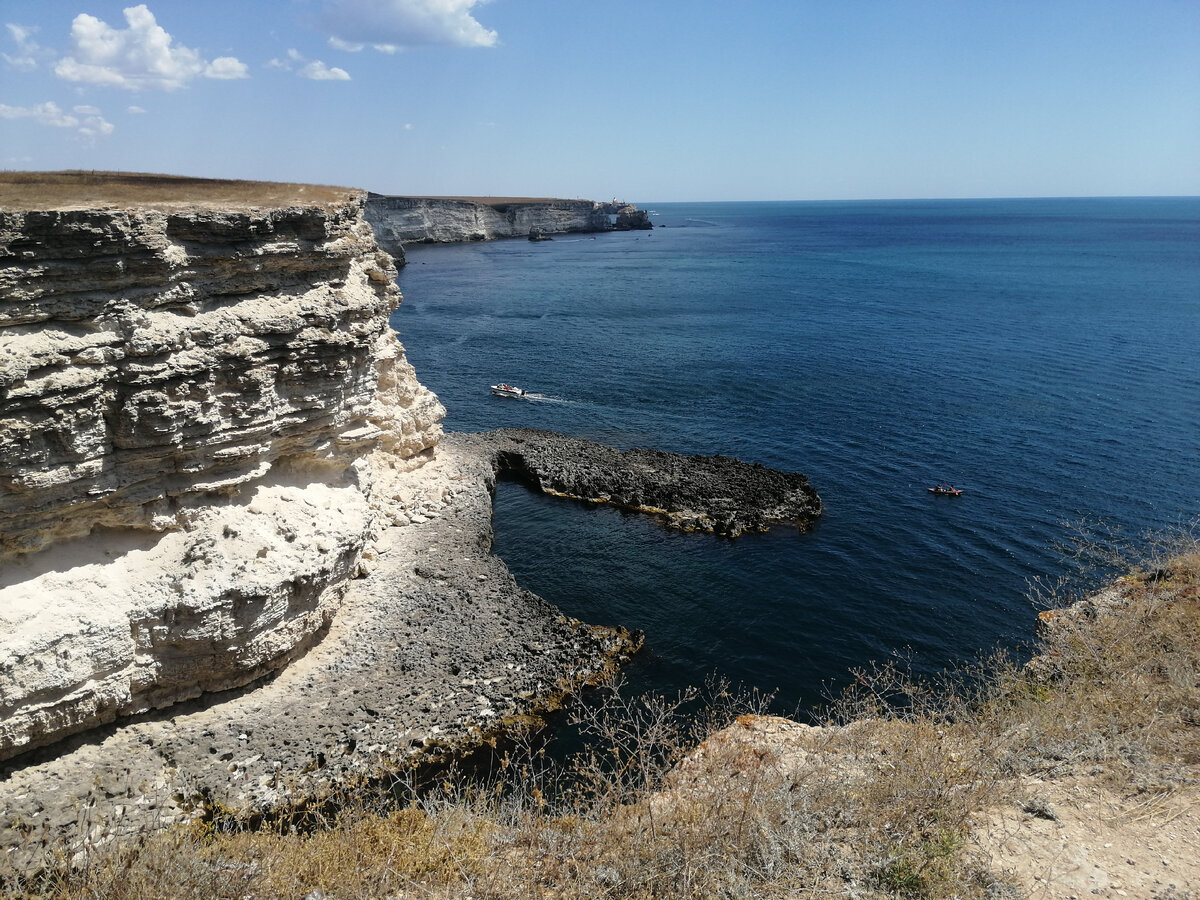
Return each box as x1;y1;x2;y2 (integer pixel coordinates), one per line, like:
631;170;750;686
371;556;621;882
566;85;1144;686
614;204;653;231
468;428;822;537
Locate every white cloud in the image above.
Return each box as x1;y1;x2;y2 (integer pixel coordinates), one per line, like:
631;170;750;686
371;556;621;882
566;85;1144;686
319;0;498;51
267;48;304;69
127;104;146;114
0;100;114;138
205;56;249;79
300;59;351;81
0;101;77;128
3;22;45;70
328;35;398;54
269;48;350;81
78;113;115;137
54;5;248;91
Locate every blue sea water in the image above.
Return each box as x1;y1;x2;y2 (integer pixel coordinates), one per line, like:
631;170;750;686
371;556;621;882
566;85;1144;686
392;198;1200;713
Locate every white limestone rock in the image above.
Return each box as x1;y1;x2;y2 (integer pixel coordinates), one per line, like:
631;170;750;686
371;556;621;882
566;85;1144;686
365;197;614;255
0;192;445;762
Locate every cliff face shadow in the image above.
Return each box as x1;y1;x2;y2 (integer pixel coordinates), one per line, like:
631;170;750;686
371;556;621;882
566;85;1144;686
0;526;165;593
0;649;303;778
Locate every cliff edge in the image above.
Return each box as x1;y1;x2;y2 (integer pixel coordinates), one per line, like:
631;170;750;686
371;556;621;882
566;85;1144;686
365;195;652;261
0;172;446;762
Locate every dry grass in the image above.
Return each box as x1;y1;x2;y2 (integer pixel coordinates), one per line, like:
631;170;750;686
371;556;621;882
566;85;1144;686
9;532;1198;900
0;170;360;212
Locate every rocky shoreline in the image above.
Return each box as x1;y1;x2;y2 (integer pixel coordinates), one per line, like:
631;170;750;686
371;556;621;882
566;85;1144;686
471;427;823;536
364;196;652;262
0;175;817;874
0;428;823;867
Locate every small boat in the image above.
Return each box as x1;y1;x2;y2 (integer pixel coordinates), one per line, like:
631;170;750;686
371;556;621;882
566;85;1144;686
928;484;963;496
491;383;527;398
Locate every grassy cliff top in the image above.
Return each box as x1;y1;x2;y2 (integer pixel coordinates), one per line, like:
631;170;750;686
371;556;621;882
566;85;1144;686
0;171;361;212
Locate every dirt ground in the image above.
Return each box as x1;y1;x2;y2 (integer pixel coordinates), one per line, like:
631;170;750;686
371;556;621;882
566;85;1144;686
979;775;1199;899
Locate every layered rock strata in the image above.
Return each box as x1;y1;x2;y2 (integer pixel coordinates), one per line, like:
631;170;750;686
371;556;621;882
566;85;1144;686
0;413;816;860
0;177;812;868
0;185;445;763
470;427;823;536
365;196;651;259
0;435;639;868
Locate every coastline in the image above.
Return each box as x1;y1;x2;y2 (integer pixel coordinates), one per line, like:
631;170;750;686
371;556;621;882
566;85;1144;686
364;195;652;262
0;434;639;866
5;178;1196;896
0;424;823;864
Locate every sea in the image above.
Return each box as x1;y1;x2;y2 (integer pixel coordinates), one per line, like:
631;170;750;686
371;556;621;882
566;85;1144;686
392;198;1200;715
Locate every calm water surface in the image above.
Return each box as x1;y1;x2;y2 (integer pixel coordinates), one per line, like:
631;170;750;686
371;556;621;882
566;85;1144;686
393;198;1200;712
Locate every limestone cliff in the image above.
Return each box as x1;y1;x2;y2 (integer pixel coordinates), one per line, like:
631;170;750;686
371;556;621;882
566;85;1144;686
0;175;445;762
365;195;651;259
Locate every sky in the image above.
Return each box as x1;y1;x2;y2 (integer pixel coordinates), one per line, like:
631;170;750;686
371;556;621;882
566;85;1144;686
1;0;1198;201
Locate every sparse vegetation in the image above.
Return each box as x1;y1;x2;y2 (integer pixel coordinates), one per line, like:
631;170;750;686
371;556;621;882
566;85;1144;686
0;170;359;211
6;526;1198;899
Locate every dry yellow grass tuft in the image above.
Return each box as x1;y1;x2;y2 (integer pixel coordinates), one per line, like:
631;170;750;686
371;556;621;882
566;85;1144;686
0;170;360;212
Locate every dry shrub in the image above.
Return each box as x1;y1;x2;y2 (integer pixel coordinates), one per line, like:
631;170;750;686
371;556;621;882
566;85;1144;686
998;546;1200;788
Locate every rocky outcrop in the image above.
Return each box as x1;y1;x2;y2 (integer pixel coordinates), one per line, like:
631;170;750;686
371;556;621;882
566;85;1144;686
0;176;817;867
0;417;820;862
470;428;823;536
614;204;653;231
364;196;650;259
0;185;445;762
0;437;639;865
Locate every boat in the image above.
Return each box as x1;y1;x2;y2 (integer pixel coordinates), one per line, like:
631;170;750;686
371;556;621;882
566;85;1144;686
491;383;527;398
928;484;963;496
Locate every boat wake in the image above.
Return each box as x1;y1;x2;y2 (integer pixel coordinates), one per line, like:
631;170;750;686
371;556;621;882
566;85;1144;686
524;393;570;403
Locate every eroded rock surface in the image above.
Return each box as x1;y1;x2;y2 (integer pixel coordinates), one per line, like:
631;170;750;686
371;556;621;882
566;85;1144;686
0;435;638;869
365;196;650;258
469;427;823;536
0;190;445;762
614;204;653;231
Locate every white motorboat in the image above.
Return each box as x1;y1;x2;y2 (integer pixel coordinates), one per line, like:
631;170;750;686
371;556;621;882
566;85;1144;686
491;383;527;398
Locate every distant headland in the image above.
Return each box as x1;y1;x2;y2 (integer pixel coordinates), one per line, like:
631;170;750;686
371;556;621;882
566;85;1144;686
365;194;652;262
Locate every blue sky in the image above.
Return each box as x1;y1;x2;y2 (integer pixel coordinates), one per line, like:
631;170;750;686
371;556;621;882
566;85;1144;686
2;1;1198;201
